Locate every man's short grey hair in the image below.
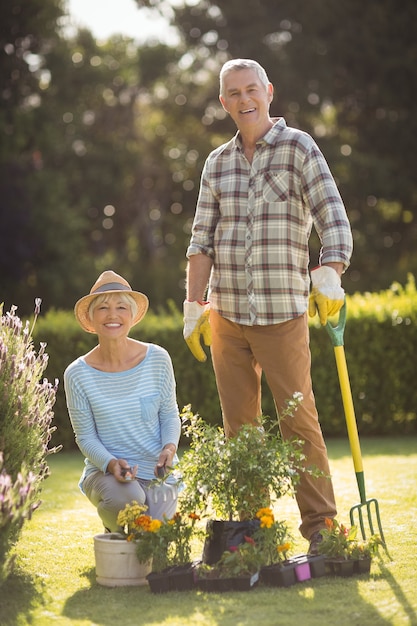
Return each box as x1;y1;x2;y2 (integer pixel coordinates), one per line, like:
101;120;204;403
219;59;271;96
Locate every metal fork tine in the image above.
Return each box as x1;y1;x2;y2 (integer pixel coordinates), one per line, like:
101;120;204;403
350;504;366;538
349;499;386;544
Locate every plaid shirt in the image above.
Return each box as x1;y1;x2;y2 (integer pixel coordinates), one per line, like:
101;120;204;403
187;118;353;325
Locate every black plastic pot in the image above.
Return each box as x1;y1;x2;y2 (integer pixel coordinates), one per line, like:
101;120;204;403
202;519;261;565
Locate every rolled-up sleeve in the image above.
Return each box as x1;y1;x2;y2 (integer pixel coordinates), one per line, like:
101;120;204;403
303;144;353;269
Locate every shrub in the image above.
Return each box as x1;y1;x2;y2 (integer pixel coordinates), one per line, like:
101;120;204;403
34;276;417;449
0;301;60;585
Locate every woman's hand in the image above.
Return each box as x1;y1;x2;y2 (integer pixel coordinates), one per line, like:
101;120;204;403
108;458;138;482
154;444;176;478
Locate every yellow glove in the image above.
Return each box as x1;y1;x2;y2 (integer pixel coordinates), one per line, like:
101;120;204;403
308;266;345;325
183;301;212;362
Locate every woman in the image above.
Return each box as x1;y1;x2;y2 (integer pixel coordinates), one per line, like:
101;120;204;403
64;270;181;532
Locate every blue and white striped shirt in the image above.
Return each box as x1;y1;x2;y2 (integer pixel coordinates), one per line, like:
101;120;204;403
64;343;181;491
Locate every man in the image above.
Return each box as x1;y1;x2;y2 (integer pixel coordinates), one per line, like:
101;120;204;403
183;58;353;554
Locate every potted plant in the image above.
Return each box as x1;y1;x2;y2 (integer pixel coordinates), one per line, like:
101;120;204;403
253;507;301;587
178;394;321;564
197;536;262;592
94;501;152;587
117;502;202;593
317;517;384;576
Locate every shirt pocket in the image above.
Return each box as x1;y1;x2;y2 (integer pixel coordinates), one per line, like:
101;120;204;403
140;393;160;421
263;170;289;202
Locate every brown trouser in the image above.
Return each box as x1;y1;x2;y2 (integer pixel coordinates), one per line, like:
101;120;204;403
210;309;337;540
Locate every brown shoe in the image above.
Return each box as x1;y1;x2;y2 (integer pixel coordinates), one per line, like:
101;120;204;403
308;531;323;555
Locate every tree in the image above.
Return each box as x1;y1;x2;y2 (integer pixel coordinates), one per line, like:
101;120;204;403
135;0;417;293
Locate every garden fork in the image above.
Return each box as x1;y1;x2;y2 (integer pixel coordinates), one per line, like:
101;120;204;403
325;302;386;545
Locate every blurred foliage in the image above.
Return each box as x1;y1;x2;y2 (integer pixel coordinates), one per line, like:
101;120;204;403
31;276;417;451
0;0;416;315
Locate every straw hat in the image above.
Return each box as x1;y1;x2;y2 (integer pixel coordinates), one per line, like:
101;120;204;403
74;270;149;333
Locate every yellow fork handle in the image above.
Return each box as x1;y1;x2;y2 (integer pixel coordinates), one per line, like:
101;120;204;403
333;345;363;474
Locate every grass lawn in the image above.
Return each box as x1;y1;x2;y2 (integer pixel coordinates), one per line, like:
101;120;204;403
1;437;417;626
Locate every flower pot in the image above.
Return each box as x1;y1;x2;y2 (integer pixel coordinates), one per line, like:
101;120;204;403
197;571;259;592
94;533;152;587
294;560;311;582
197;577;232;592
260;562;297;588
325;558;355;577
146;569;172;594
168;563;197;591
306;555;326;578
353;557;372;575
287;554;326;580
146;563;197;593
229;571;260;591
202;519;261;565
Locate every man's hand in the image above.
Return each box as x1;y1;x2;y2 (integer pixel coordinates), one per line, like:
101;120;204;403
183;301;211;362
308;266;345;325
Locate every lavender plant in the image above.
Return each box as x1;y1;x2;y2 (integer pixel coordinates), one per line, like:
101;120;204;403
0;300;60;585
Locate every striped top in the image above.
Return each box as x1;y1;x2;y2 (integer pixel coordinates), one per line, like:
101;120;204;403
63;343;181;491
187;117;353;325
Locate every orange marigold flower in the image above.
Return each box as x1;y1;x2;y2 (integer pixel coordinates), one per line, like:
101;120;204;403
277;542;291;553
136;514;152;530
324;517;334;530
188;512;200;520
256;507;273;519
260;515;274;529
149;519;163;532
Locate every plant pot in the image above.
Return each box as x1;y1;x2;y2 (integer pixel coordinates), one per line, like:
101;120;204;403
146;569;172;594
197;571;259;592
306;555;326;578
260;562;297;588
146;563;197;593
325;558;355;577
197;576;236;592
228;571;259;591
287;554;326;580
353;557;372;575
295;560;311;582
94;533;152;587
168;563;197;591
202;519;261;565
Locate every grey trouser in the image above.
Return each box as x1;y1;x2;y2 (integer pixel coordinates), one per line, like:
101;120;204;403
83;471;178;532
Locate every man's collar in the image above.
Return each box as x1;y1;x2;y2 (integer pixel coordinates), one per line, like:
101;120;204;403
233;117;286;150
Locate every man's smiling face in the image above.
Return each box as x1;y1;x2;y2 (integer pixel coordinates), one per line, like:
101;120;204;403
219;68;274;135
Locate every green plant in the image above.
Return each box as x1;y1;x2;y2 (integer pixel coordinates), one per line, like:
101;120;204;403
199;536;262;579
117;501;201;572
253;507;293;566
202;508;294;578
1;442;416;626
318;517;384;561
178;395;319;521
0;301;60;585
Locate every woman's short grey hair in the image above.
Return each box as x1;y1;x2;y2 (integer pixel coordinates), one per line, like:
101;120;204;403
88;293;138;321
219;59;271;96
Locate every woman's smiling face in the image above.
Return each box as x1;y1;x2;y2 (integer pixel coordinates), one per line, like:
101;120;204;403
89;294;134;336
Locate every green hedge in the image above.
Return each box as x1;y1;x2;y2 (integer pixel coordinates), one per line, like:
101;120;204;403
33;276;417;450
